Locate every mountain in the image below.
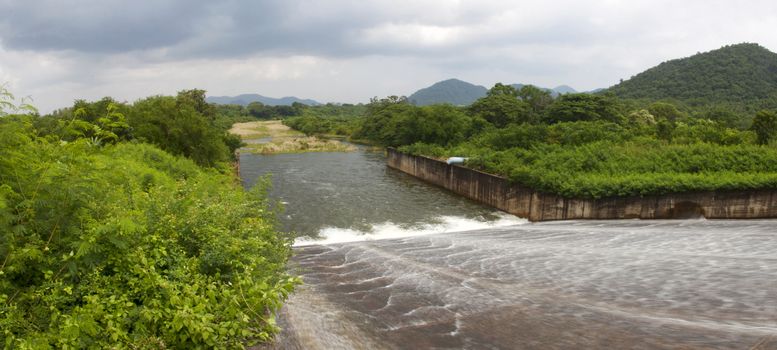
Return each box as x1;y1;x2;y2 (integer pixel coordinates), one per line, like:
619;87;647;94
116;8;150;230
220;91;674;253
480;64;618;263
607;43;777;103
553;85;577;94
408;79;488;106
206;94;320;106
409;79;578;106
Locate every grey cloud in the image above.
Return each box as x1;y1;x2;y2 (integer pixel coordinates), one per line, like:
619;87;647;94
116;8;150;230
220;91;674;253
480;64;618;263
0;1;206;52
0;0;605;59
0;1;380;56
4;0;777;114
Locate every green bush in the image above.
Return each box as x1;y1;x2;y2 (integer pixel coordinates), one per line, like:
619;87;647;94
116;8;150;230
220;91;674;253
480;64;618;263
0;119;297;348
402;138;777;198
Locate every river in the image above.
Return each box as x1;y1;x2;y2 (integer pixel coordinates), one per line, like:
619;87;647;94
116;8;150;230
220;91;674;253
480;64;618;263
239;146;526;244
240;147;777;349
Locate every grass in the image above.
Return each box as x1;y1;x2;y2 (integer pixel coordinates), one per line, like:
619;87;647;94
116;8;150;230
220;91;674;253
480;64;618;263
231;120;355;154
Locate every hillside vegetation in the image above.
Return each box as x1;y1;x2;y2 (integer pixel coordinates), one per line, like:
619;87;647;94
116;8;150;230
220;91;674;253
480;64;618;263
608;43;777;108
407;79;581;106
408;79;488;106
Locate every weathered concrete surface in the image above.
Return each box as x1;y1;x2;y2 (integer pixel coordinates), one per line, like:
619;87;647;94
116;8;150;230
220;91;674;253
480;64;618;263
386;148;777;221
263;220;777;349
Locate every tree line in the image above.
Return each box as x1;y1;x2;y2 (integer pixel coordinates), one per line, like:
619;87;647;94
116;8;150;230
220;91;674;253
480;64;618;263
284;83;777;198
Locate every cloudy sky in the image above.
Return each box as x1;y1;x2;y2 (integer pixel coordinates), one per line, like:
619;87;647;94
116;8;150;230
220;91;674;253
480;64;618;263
1;0;776;112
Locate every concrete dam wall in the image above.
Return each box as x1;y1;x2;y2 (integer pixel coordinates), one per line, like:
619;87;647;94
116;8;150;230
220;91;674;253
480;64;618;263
386;148;777;221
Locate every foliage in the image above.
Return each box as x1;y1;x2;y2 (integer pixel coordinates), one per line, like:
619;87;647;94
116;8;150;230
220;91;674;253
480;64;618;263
395;104;770;199
36;90;244;167
608;43;777;107
468;84;532;127
751;110;777;145
647;102;687;122
283;116;358;137
0;118;297;348
299;103;367;119
401;139;777;199
128;95;231;167
543;93;625;124
352;100;472;147
0;84;37;117
517;85;554;121
212;104;256;130
699;105;749;129
246;102;302;120
472;123;548;150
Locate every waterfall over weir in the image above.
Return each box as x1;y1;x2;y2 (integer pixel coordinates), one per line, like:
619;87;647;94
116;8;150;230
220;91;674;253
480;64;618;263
263;220;777;349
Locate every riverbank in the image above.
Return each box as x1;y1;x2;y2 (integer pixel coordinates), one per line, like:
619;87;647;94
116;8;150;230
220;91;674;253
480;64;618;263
230;120;355;154
387;148;777;221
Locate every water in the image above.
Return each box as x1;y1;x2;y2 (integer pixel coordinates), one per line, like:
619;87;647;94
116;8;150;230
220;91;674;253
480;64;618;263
239;146;525;244
270;220;777;349
241;147;777;349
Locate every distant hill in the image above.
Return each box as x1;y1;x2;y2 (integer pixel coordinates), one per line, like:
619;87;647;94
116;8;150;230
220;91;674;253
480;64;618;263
553;85;578;94
607;43;777;103
409;79;577;106
408;79;488;106
206;94;320;106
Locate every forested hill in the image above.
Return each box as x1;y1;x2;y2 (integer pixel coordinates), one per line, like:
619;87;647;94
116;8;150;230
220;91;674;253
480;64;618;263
408;79;488;106
409;79;578;106
607;43;777;103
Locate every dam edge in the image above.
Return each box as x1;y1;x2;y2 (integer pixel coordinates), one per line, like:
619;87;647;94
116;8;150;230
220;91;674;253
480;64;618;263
386;148;777;221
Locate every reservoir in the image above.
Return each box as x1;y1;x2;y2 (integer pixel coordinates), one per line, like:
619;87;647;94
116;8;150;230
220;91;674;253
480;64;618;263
240;147;777;349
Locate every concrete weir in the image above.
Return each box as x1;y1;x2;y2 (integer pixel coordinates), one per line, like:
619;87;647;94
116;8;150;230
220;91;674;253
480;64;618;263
386;148;777;221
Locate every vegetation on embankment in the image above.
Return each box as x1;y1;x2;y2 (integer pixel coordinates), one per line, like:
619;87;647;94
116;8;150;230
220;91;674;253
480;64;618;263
0;89;298;348
282;84;777;199
401;141;777;198
232;120;355;154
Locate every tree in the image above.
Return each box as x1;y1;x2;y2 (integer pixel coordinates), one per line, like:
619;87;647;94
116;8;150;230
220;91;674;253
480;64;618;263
487;83;518;97
367;95;408;114
176;89;215;119
627;109;657;126
517;85;554;118
353;97;413;144
648;102;686;122
543;93;624;124
71;97;124;123
702;106;746;129
751;110;777;145
393;104;470;146
129;96;229;167
656;118;675;141
468;84;531;127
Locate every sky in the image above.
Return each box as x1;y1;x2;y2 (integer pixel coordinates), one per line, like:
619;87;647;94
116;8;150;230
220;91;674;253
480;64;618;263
1;0;777;113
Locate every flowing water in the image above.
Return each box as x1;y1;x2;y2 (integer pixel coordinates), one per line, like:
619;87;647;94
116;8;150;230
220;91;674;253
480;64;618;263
239;146;526;244
240;147;777;349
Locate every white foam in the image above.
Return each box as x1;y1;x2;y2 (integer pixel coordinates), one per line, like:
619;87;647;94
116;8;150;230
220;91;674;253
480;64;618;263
294;212;527;246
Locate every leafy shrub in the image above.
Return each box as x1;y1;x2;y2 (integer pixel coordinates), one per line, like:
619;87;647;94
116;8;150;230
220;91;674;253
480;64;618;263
0;120;298;348
403;138;777;198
